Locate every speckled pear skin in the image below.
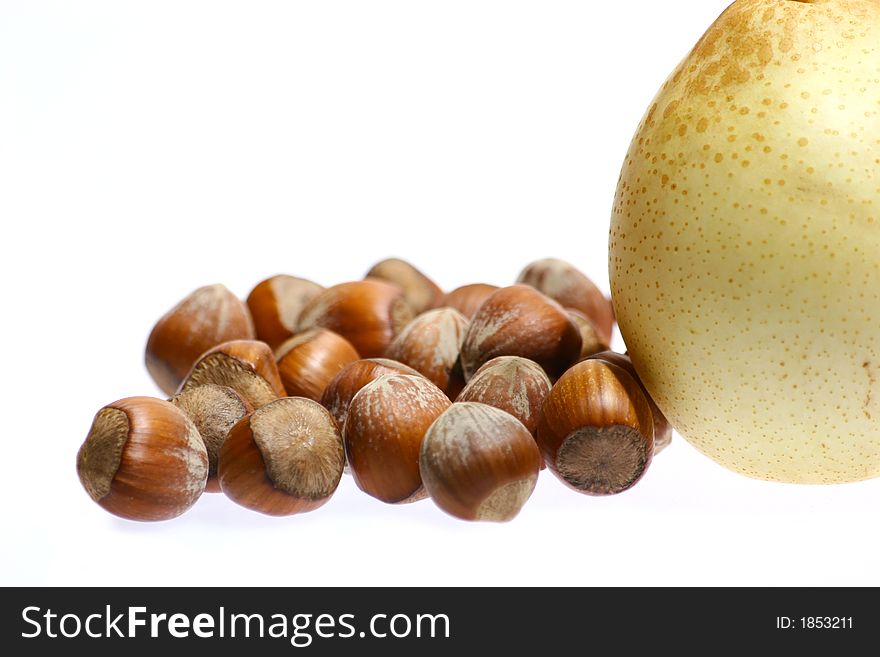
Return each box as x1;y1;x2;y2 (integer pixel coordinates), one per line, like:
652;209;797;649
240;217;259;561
609;0;880;483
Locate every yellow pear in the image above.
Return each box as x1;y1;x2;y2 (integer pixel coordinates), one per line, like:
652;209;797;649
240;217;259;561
609;0;880;483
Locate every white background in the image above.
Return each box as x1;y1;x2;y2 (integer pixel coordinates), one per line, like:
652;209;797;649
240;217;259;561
2;0;878;587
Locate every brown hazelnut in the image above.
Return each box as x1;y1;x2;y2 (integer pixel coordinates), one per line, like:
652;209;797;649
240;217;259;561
218;397;344;516
365;258;445;315
458;284;582;382
516;258;614;344
386;307;469;398
537;359;654;495
344;374;450;503
76;396;208;521
275;328;360;401
319;358;422;431
442;283;499;319
145;284;255;395
419;402;542;522
171;384;253;492
456;356;551;440
587;350;672;454
246;275;324;349
297;280;414;357
568;309;610;359
179;339;286;409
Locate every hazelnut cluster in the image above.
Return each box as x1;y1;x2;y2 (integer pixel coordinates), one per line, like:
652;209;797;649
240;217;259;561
76;258;672;523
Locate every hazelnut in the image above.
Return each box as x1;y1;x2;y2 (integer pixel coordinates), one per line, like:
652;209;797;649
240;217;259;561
344;374;451;503
246;275;324;349
365;258;445;315
297;280;414;357
386;307;469;398
568;309;610;359
442;283;499;319
145;284;255;395
76;396;208;521
171;384;253;492
456;356;551;439
218;397;344;516
537;359;654;495
458;284;582;382
587;350;672;454
179;339;286;409
319;358;422;431
516;258;614;344
419;402;542;522
275;328;360;401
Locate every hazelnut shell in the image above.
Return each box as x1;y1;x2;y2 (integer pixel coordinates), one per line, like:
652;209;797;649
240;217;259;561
320;358;423;431
344;374;451;503
297;280;414;358
516;258;614;344
218;397;344;516
365;258;445;315
247;275;324;349
179;339;286;409
275;328;360;401
419;402;541;522
538;359;654;495
145;284;255;395
442;283;499;319
171;384;253;492
456;356;552;439
77;396;208;521
458;284;582;382
587;350;673;454
386;308;469;398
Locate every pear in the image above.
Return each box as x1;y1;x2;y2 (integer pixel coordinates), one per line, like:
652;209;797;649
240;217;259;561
609;0;880;483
